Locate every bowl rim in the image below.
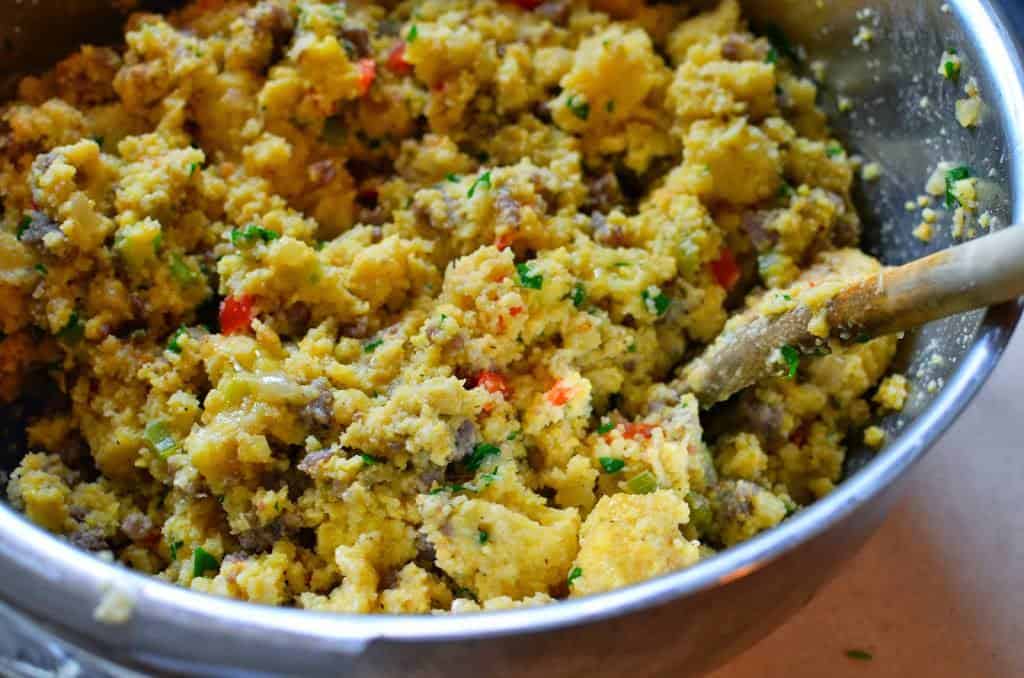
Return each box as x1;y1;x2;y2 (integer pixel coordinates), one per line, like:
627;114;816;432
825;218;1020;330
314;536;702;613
0;0;1022;664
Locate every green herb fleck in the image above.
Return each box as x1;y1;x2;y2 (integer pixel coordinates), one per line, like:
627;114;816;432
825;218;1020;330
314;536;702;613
943;53;960;81
167;326;188;354
780;344;800;378
144;420;177;458
169;539;184;561
34;263;47;275
566;94;590;121
626;471;658;494
407;24;419;42
596;421;615;435
445;172;460;183
516;262;543;290
360;453;383;465
169;254;198;285
92;135;105;147
598;457;625;474
567;566;583;586
506;430;520;441
477;529;489;545
570;282;586;308
778;181;795;200
944;165;971;209
188;161;201;176
825;145;843;158
16;215;31;240
192;546;219;578
627;343;637;353
466;442;500;471
641;288;671;316
477;472;499;488
605;100;615;114
765;47;778;64
762;24;801;64
57;312;85;344
845;649;873;662
231;224;281;245
364;338;384;353
467;171;492;198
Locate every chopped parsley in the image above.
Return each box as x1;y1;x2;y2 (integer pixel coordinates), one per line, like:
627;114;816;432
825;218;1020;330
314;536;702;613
845;649;873;662
765;47;778;64
445;172;460;183
780;344;800;378
364;338;384;353
641;288;671;316
627;343;637;353
944;165;972;208
761;23;801;64
477;529;489;545
144;420;177;458
516;262;543;290
777;181;795;200
506;430;520;441
187;161;201;176
360;453;383;465
466;442;500;471
626;471;658;494
192;546;219;578
567;566;583;586
596;421;615;435
825;145;843;158
57;312;85;344
598;457;625;473
169;539;184;561
407;24;419;42
605;100;615;114
16;215;31;240
34;263;47;275
166;325;188;354
570;282;586;308
566;94;590;121
943;51;961;81
231;224;281;245
467;171;492;198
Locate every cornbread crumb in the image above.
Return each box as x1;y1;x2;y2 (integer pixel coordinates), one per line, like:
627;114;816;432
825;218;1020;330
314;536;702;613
863;426;886;449
874;374;909;411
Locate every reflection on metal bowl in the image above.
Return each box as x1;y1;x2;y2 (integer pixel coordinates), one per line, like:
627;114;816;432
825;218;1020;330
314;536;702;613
0;1;1021;676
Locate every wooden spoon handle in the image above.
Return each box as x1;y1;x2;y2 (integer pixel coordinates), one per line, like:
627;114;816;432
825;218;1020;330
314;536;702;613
828;225;1024;337
681;226;1024;408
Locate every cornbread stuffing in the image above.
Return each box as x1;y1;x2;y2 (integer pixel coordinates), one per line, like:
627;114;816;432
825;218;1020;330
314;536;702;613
1;0;904;613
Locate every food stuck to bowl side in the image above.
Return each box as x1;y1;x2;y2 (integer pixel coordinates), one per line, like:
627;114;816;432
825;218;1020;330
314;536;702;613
0;0;908;614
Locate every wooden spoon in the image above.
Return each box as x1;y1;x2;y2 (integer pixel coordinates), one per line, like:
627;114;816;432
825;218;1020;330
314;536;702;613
679;226;1024;408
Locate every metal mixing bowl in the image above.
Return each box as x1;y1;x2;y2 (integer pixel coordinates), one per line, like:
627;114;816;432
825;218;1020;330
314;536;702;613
0;1;1021;676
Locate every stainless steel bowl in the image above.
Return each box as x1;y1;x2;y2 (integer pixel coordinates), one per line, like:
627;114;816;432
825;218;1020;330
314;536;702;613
1;1;1022;676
